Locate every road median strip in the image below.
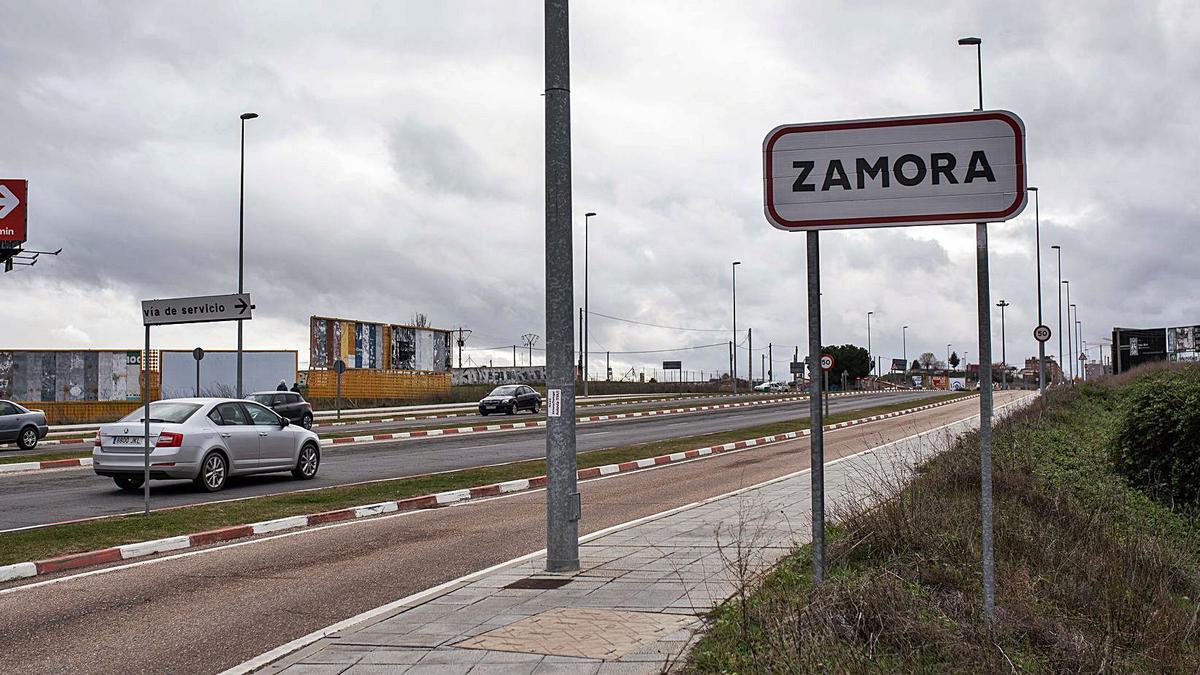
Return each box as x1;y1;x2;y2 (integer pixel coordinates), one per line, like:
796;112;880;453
0;393;974;586
1;391;854;473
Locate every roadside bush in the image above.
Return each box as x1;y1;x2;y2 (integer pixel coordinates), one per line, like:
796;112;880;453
1113;364;1200;510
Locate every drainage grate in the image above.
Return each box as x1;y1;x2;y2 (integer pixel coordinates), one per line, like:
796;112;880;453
503;577;572;590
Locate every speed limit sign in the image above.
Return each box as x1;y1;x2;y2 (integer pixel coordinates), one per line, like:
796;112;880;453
820;353;835;371
1033;324;1052;343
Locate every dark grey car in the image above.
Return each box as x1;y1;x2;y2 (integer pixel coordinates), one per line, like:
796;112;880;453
478;385;541;416
247;391;314;429
0;400;50;450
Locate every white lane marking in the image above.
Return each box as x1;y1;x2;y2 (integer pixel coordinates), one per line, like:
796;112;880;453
0;393;1009;598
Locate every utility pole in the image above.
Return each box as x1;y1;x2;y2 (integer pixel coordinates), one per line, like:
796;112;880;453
543;0;578;573
578;307;583;381
455;327;472;369
731;261;741;393
867;311;874;377
902;325;908;370
522;333;540;367
513;345;517;367
747;328;753;386
768;342;773;382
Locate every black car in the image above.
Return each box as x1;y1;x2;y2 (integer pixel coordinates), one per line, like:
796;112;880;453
0;399;50;450
247;391;314;429
478;385;541;416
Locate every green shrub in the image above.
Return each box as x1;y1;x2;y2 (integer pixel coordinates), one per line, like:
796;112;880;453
1113;365;1200;509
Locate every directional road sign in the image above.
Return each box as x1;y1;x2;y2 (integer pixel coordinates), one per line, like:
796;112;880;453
763;111;1027;231
142;293;253;326
790;361;805;374
820;354;835;371
1033;325;1052;343
0;179;28;243
662;360;682;370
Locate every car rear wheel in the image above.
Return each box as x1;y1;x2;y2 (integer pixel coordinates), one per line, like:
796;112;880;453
194;451;228;492
480;410;489;416
113;475;144;492
300;413;313;430
531;401;540;414
293;444;320;480
17;426;38;450
506;402;517;416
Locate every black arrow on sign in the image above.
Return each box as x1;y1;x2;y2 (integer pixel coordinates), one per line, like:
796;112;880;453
235;298;250;315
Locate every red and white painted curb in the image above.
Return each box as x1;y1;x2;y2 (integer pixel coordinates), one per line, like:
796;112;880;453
322;391;859;447
0;456;93;474
0;394;976;585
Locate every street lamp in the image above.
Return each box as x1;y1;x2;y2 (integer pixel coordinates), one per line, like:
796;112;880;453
996;300;1009;388
1051;244;1063;383
236;111;258;398
867;311;874;377
583;211;596;397
732;261;741;393
1062;280;1072;382
1028;187;1046;395
902;325;909;370
1072;303;1081;380
957;36;983;111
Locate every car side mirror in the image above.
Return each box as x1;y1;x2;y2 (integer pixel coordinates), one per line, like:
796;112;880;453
280;417;290;428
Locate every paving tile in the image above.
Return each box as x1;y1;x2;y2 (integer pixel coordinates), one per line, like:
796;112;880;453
358;650;428;665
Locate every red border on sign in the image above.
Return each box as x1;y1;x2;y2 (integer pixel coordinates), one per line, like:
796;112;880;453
762;111;1026;231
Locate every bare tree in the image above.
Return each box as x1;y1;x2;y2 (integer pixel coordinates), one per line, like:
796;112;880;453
917;352;938;370
411;313;429;327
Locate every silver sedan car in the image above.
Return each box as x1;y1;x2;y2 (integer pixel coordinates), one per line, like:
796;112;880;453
93;398;321;493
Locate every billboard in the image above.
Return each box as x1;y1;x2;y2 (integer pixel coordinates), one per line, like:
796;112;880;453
160;350;297;399
0;350;142;402
890;358;907;372
0;179;28;244
310;316;451;372
1112;327;1169;374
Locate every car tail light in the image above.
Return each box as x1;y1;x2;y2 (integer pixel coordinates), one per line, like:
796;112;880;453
94;435;101;448
156;432;184;448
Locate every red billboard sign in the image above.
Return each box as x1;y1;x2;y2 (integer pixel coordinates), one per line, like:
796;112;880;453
0;179;28;244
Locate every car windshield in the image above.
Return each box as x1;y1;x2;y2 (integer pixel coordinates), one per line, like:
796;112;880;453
489;386;520;396
246;393;274;405
119;401;203;424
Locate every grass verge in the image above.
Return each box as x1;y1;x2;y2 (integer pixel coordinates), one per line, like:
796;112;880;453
685;379;1200;673
0;393;964;567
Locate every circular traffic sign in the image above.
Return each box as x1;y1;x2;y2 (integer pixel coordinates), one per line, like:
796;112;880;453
820;354;835;371
333;359;347;374
192;347;205;361
1033;324;1052;343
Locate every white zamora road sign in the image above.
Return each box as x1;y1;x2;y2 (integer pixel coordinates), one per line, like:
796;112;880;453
763;110;1027;231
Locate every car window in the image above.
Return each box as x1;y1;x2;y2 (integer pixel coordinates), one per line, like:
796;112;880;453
0;402;16;416
121;401;202;423
246;393;273;405
208;402;250;426
244;402;281;426
272;394;286;406
490;386;519;396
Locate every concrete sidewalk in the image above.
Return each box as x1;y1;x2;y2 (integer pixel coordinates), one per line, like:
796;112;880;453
256;395;1033;675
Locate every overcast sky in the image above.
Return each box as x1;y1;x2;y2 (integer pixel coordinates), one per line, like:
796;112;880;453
3;0;1197;378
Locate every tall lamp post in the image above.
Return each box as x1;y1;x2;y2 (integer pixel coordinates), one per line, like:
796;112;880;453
732;261;741;393
959;34;996;623
1028;187;1046;396
947;343;952;372
902;325;908;370
996;300;1009;388
236;112;258;398
1051;244;1063;383
1063;280;1072;382
582;211;596;397
867;311;874;377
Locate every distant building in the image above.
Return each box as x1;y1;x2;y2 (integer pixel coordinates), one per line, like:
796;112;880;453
1020;356;1062;384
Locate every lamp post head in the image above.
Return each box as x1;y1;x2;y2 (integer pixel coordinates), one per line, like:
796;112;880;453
585;212;596;217
240;112;259;120
732;261;741;266
958;36;982;46
1027;186;1038;192
1051;244;1060;250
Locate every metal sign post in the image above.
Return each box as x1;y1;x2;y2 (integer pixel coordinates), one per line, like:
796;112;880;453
334;359;346;421
140;293;253;515
763;109;1027;606
544;0;579;573
193;347;205;397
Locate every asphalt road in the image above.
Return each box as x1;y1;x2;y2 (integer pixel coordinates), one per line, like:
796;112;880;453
0;392;1018;674
7;391;804;455
0;391;936;530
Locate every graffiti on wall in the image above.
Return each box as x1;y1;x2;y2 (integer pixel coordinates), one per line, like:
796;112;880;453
451;366;546;386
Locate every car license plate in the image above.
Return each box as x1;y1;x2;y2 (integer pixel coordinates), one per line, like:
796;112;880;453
112;436;143;445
